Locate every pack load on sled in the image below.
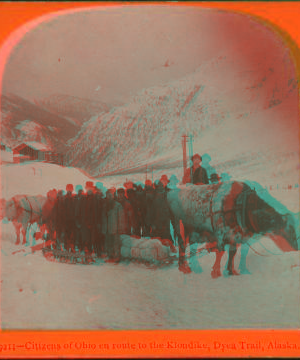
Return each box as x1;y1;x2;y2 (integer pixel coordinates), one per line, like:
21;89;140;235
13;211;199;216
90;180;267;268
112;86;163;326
41;235;176;265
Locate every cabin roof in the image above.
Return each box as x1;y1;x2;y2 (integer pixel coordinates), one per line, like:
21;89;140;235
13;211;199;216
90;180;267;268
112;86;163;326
14;142;53;152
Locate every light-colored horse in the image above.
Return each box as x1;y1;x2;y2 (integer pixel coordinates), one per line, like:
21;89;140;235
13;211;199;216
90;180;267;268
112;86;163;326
1;195;49;246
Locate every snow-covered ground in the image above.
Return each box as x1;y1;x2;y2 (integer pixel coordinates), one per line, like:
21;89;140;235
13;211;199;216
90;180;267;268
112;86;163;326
0;161;299;329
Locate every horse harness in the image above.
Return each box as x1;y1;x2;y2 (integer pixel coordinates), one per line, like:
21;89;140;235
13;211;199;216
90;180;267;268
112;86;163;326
12;195;34;224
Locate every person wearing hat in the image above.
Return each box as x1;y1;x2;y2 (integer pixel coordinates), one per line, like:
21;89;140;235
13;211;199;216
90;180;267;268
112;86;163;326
82;181;96;258
63;184;75;252
210;173;221;184
220;172;232;182
144;180;155;237
167;174;180;190
182;154;209;185
148;180;177;252
74;185;85;253
116;188;136;236
101;188;123;262
94;187;105;257
96;181;107;197
53;189;65;251
160;175;169;188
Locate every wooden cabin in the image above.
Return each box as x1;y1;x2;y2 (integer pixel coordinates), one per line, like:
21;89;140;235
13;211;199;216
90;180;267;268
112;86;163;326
13;142;64;165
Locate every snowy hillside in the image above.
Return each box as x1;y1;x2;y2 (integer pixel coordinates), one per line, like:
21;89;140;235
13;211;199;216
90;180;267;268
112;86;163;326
35;94;114;125
66;54;298;183
0;93;80;152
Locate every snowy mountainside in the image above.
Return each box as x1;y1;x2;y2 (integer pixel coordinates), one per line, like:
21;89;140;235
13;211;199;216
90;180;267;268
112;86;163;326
35;94;114;125
66;54;298;179
0;93;80;152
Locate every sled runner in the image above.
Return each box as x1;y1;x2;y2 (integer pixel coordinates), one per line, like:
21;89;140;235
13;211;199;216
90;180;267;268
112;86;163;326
42;247;97;264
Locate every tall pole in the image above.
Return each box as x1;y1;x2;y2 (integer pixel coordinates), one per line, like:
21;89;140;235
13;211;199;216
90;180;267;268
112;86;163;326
146;164;148;181
152;166;153;185
188;133;194;183
181;134;188;177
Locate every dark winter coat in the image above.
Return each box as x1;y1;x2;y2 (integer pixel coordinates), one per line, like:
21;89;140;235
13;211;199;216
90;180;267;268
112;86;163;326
149;189;171;231
118;198;136;235
94;193;104;230
64;192;75;224
53;195;65;231
182;166;209;185
101;199;123;235
145;185;155;224
74;193;85;227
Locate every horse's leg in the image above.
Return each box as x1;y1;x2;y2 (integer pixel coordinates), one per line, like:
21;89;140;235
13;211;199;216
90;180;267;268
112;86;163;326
238;243;251;274
211;249;225;278
224;243;239;276
12;220;21;245
23;222;30;246
171;218;191;274
238;233;257;275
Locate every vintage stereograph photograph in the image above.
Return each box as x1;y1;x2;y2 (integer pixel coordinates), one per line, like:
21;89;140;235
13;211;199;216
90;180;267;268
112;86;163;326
0;3;299;336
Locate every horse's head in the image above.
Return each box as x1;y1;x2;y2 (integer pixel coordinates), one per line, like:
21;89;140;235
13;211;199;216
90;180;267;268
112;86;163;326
266;213;299;252
3;199;17;222
280;213;299;251
0;199;7;220
245;189;298;251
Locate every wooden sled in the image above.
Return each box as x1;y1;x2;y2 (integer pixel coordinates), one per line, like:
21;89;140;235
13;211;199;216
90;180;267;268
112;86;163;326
42;247;97;265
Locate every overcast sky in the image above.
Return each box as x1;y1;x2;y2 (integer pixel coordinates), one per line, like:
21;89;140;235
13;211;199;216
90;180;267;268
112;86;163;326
2;5;295;105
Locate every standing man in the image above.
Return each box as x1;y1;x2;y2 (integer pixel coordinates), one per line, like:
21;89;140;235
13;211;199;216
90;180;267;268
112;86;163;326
182;154;209;185
116;188;136;236
149;181;177;252
64;184;75;252
94;186;105;257
83;181;96;257
102;188;122;263
74;185;85;253
53;190;65;250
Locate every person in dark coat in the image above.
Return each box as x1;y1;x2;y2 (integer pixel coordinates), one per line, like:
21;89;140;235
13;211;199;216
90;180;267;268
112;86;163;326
102;189;123;262
160;175;169;188
149;181;176;252
94;187;105;257
117;188;136;235
41;189;57;246
182;154;209;185
74;185;84;252
63;184;75;251
144;180;155;237
135;184;146;236
53;190;65;250
210;173;221;184
82;181;95;257
126;185;140;236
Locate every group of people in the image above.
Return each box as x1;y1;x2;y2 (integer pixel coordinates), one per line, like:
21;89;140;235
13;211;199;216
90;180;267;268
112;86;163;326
40;153;227;263
41;177;177;263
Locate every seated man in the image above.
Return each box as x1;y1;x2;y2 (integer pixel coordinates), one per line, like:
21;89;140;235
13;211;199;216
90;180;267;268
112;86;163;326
182;153;209;185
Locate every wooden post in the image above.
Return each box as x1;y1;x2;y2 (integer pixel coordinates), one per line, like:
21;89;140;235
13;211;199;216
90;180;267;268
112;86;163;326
181;134;188;177
152;166;154;185
188;133;194;183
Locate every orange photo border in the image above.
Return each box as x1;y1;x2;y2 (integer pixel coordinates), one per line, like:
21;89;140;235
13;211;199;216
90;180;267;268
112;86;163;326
0;1;299;358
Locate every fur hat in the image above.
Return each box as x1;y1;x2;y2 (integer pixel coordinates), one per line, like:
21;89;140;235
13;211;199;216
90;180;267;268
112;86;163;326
210;173;221;182
85;181;94;190
160;175;169;183
191;153;202;162
66;184;74;192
